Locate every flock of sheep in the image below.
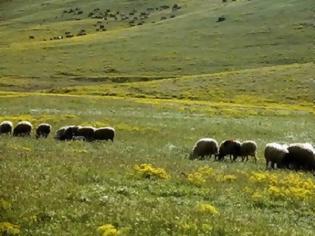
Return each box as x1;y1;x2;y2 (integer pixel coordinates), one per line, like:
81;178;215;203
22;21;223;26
1;120;315;173
190;138;315;172
0;121;115;142
190;139;257;162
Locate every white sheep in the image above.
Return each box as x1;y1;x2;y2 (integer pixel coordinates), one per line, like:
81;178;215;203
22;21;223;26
190;138;219;160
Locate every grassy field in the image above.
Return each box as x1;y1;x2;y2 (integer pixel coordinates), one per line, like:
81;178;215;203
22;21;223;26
1;94;315;235
1;0;315;235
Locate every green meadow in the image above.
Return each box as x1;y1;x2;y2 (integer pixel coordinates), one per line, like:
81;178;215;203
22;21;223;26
0;0;315;235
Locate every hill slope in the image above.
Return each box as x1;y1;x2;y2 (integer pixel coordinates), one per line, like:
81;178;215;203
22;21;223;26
48;63;315;106
0;0;314;83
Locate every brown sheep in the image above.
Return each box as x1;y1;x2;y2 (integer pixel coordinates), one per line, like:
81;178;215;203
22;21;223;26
36;123;52;138
264;143;289;169
240;140;257;162
76;126;95;141
55;125;79;141
94;127;115;142
55;126;68;140
189;138;218;160
217;140;241;161
283;143;315;171
0;121;13;135
13;121;32;137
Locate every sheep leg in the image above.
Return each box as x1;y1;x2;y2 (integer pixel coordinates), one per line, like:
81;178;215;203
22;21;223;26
271;162;275;169
253;155;257;163
266;161;269;170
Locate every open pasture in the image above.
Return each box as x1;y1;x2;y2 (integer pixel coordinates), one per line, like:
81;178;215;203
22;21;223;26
1;94;315;235
1;0;315;234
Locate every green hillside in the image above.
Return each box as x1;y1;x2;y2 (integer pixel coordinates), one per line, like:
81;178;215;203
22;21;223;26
47;63;315;106
0;0;315;83
1;1;315;235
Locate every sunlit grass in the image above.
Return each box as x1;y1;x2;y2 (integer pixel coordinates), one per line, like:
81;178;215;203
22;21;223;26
0;0;315;234
0;94;314;235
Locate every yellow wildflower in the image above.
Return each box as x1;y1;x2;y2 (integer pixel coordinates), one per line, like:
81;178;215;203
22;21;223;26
248;171;315;204
134;163;170;179
97;224;119;236
268;186;285;200
196;166;214;176
187;172;206;186
249;171;276;185
195;203;219;215
186;166;214;186
286;187;312;200
0;222;20;235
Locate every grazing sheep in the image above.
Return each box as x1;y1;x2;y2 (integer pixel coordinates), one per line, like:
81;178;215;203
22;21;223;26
55;125;79;141
65;126;80;140
55;126;67;140
189;138;219;160
0;121;13;135
283;143;315;171
13;121;32;137
240;140;257;162
217;140;241;161
76;126;95;141
172;4;181;11
264;143;289;169
36;123;52;138
217;16;226;22
94;127;115;142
